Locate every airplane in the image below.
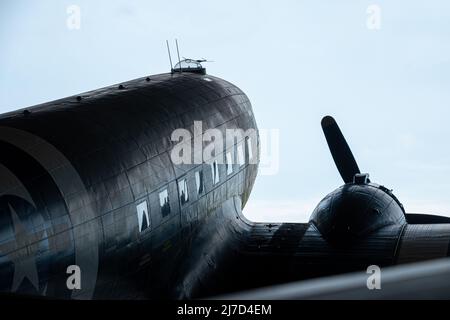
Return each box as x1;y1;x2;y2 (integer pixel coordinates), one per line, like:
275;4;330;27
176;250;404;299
1;59;450;299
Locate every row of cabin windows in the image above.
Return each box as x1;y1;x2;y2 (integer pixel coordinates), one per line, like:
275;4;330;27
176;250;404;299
157;138;254;218
138;138;254;232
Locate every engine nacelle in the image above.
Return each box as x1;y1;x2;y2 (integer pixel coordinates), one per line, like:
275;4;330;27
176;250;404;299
310;173;406;243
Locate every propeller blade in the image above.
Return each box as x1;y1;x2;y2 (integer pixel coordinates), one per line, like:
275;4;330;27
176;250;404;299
321;116;361;183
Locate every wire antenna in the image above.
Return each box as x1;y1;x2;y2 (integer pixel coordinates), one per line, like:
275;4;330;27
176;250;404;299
175;39;182;73
166;40;173;72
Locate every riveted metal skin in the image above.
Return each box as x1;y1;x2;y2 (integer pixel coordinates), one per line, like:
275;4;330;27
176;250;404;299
310;183;407;243
1;72;450;299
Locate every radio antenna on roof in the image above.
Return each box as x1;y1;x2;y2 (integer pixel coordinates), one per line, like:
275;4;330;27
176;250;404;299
166;40;173;72
175;39;182;73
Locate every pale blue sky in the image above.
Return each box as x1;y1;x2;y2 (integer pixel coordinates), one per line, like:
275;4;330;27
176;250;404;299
2;1;450;222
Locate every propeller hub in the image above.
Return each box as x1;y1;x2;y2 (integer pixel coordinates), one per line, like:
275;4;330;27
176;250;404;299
353;173;370;185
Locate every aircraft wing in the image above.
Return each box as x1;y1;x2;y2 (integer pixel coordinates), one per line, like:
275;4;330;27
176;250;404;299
406;213;450;224
219;257;450;300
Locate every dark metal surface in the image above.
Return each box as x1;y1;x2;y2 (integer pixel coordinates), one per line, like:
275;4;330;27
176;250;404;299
310;183;406;243
1;72;450;300
223;258;450;300
0;72;260;299
406;213;450;224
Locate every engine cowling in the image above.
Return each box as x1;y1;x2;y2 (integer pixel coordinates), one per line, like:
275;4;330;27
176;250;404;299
310;173;406;243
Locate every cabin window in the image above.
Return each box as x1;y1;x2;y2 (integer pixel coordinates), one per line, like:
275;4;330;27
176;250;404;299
226;152;233;175
178;179;189;205
246;137;254;162
237;143;245;167
211;160;220;185
195;170;204;195
136;201;150;232
159;189;171;217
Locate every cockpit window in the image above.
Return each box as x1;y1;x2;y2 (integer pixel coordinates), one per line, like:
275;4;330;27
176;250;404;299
237;143;245;167
246;137;254;162
195;170;204;195
211;161;220;185
226;152;233;175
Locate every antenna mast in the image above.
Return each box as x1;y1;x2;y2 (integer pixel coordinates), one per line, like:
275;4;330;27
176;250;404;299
166;40;173;72
175;39;182;73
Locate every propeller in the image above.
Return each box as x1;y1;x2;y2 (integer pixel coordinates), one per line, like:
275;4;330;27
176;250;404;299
320;116;450;222
321;116;361;184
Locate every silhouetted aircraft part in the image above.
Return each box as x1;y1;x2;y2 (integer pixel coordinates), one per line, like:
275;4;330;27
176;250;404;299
222;258;450;300
321;116;361;184
309;180;407;243
313;117;407;243
406;214;450;224
0;72;260;299
1;70;450;300
172;58;206;74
